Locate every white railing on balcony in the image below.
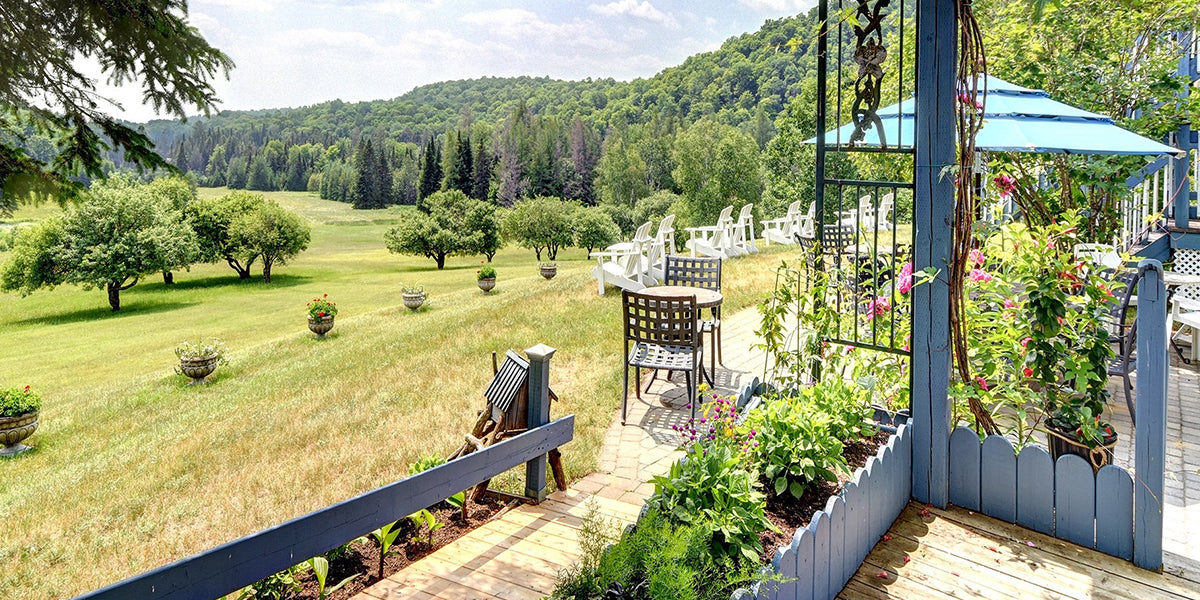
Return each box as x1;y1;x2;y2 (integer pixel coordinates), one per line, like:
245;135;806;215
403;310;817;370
1117;161;1173;251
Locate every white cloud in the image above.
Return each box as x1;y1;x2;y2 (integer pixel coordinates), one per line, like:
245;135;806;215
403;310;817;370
588;0;677;27
737;0;815;11
194;0;277;11
268;28;384;54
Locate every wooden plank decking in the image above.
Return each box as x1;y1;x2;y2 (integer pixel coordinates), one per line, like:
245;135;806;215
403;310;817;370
843;503;1200;600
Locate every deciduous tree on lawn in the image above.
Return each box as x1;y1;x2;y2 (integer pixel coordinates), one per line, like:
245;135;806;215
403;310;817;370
384;189;486;269
229;201;311;284
185;191;265;279
0;175;199;311
502;196;577;261
572;206;621;254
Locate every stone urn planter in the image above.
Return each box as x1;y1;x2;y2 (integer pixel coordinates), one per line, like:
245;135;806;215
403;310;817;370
539;263;557;280
178;354;220;384
308;315;336;338
477;277;496;293
0;411;38;457
403;291;426;311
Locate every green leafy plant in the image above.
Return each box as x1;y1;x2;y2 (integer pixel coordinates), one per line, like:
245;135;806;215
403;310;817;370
174;339;230;363
0;385;41;417
648;441;775;563
370;520;403;578
306;293;338;320
408;508;444;546
477;265;496;280
233;564;305;600
742;394;848;500
400;283;424;295
307;556;358;600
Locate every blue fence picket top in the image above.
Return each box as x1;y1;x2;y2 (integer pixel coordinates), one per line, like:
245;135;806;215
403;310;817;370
73;415;575;600
980;436;1016;522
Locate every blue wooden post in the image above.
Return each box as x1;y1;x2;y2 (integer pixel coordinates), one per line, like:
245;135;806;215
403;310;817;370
524;343;555;502
1172;31;1193;227
1134;261;1167;571
909;0;956;508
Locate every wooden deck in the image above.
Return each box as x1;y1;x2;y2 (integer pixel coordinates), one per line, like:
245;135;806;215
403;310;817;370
359;489;642;599
842;503;1200;600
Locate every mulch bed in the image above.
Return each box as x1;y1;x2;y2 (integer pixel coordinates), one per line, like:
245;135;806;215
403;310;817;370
291;496;508;600
758;430;891;563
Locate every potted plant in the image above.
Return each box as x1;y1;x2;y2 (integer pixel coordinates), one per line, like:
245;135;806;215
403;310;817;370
307;293;338;337
477;265;497;293
401;283;426;311
175;339;229;384
539;262;557;280
0;385;40;457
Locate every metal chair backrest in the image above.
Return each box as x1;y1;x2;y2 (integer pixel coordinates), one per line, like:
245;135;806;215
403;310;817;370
821;223;855;254
623;290;699;349
664;255;721;291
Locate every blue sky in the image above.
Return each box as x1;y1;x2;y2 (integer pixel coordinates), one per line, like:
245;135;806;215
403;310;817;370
97;0;817;122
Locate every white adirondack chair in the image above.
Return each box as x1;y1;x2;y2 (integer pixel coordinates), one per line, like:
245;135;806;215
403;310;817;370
762;201;803;246
727;203;756;255
795;202;816;239
860;193;895;231
590;221;653;295
645;214;676;282
837;194;872;229
685;205;734;258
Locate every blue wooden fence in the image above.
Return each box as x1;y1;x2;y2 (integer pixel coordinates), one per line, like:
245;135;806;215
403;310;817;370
945;260;1168;570
731;424;912;600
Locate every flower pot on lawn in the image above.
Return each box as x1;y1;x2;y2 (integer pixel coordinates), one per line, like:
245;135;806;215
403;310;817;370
179;354;220;384
403;292;426;311
477;277;496;293
308;315;335;338
0;411;38;457
540;264;557;280
1046;423;1116;471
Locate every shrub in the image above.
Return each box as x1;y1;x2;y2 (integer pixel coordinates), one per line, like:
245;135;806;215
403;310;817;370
477;265;496;280
0;385;40;417
742;394;849;500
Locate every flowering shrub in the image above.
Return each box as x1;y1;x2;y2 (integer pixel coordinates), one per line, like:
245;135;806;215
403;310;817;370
306;293;338;320
174;339;230;364
477;265;496;280
0;385;40;417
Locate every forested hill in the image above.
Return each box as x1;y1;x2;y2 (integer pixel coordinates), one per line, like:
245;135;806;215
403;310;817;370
119;10;823;214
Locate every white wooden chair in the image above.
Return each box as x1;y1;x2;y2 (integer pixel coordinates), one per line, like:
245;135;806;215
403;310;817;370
837;195;872;229
590;221;653;295
685;205;734;258
762;201;803;246
795;202;816;240
1073;243;1122;270
727;203;756;255
645;214;676;283
861;193;894;232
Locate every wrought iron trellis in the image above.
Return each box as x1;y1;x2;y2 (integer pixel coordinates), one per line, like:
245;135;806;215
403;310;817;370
815;0;915;356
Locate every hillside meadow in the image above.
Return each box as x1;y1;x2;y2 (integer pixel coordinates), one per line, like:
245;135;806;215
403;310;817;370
0;189;788;599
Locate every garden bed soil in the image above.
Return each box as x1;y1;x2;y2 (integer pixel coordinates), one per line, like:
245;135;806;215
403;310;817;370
758;430;890;563
291;496;507;600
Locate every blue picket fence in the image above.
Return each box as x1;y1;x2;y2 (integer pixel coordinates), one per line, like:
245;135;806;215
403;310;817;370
731;424;912;600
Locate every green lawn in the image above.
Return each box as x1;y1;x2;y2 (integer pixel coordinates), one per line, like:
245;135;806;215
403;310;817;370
0;189;792;599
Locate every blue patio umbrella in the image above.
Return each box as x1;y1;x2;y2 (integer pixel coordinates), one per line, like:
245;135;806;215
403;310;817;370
812;75;1182;156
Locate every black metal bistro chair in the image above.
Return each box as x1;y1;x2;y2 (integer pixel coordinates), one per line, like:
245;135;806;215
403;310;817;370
663;255;722;373
622;290;703;424
1103;268;1140;424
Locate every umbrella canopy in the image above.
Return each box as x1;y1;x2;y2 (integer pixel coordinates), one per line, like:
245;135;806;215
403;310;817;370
813;75;1182;156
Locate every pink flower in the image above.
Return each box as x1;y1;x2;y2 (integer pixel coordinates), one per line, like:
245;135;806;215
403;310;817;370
969;249;985;266
993;174;1016;198
866;296;891;320
1023;367;1033;378
1004;298;1017;309
898;262;914;294
975;377;989;391
969;268;993;283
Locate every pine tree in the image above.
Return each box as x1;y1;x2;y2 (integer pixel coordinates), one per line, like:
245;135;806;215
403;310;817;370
375;143;393;207
470;135;492;202
446;131;473;194
354;139;378;209
417;137;442;205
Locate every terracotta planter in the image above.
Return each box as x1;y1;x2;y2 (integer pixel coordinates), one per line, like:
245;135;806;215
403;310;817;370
403;292;426;311
540;264;557;280
0;411;39;457
477;277;496;293
1046;423;1116;471
179;354;219;384
308;315;335;337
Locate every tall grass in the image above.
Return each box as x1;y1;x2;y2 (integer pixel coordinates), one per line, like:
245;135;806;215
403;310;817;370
0;190;790;599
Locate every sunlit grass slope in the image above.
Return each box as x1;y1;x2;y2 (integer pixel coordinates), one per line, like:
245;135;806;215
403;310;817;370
0;190;792;599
